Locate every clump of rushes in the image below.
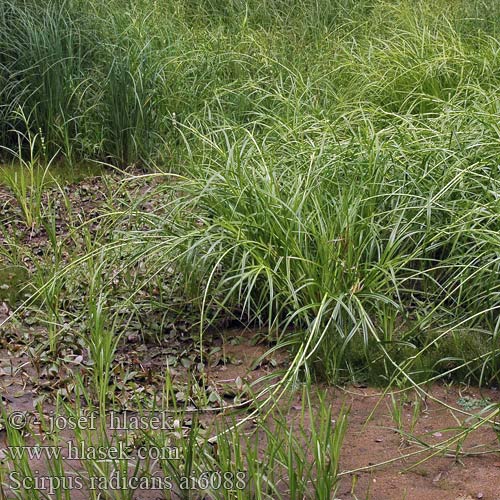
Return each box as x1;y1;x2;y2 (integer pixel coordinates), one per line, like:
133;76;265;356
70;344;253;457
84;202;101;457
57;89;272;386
117;100;499;384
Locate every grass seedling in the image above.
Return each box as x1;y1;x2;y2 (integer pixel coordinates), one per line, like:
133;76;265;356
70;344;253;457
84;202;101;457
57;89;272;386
1;118;55;230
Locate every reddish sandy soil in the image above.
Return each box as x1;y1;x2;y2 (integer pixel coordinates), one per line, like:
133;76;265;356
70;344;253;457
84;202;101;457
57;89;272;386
333;384;499;500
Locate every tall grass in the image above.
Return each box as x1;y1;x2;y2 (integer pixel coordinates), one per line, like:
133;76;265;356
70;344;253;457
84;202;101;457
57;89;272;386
1;0;497;163
2;0;500;381
116;103;498;384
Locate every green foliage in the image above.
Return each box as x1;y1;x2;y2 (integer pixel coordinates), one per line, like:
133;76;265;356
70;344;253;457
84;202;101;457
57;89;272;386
2;2;500;493
2;0;500;163
2;0;500;383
